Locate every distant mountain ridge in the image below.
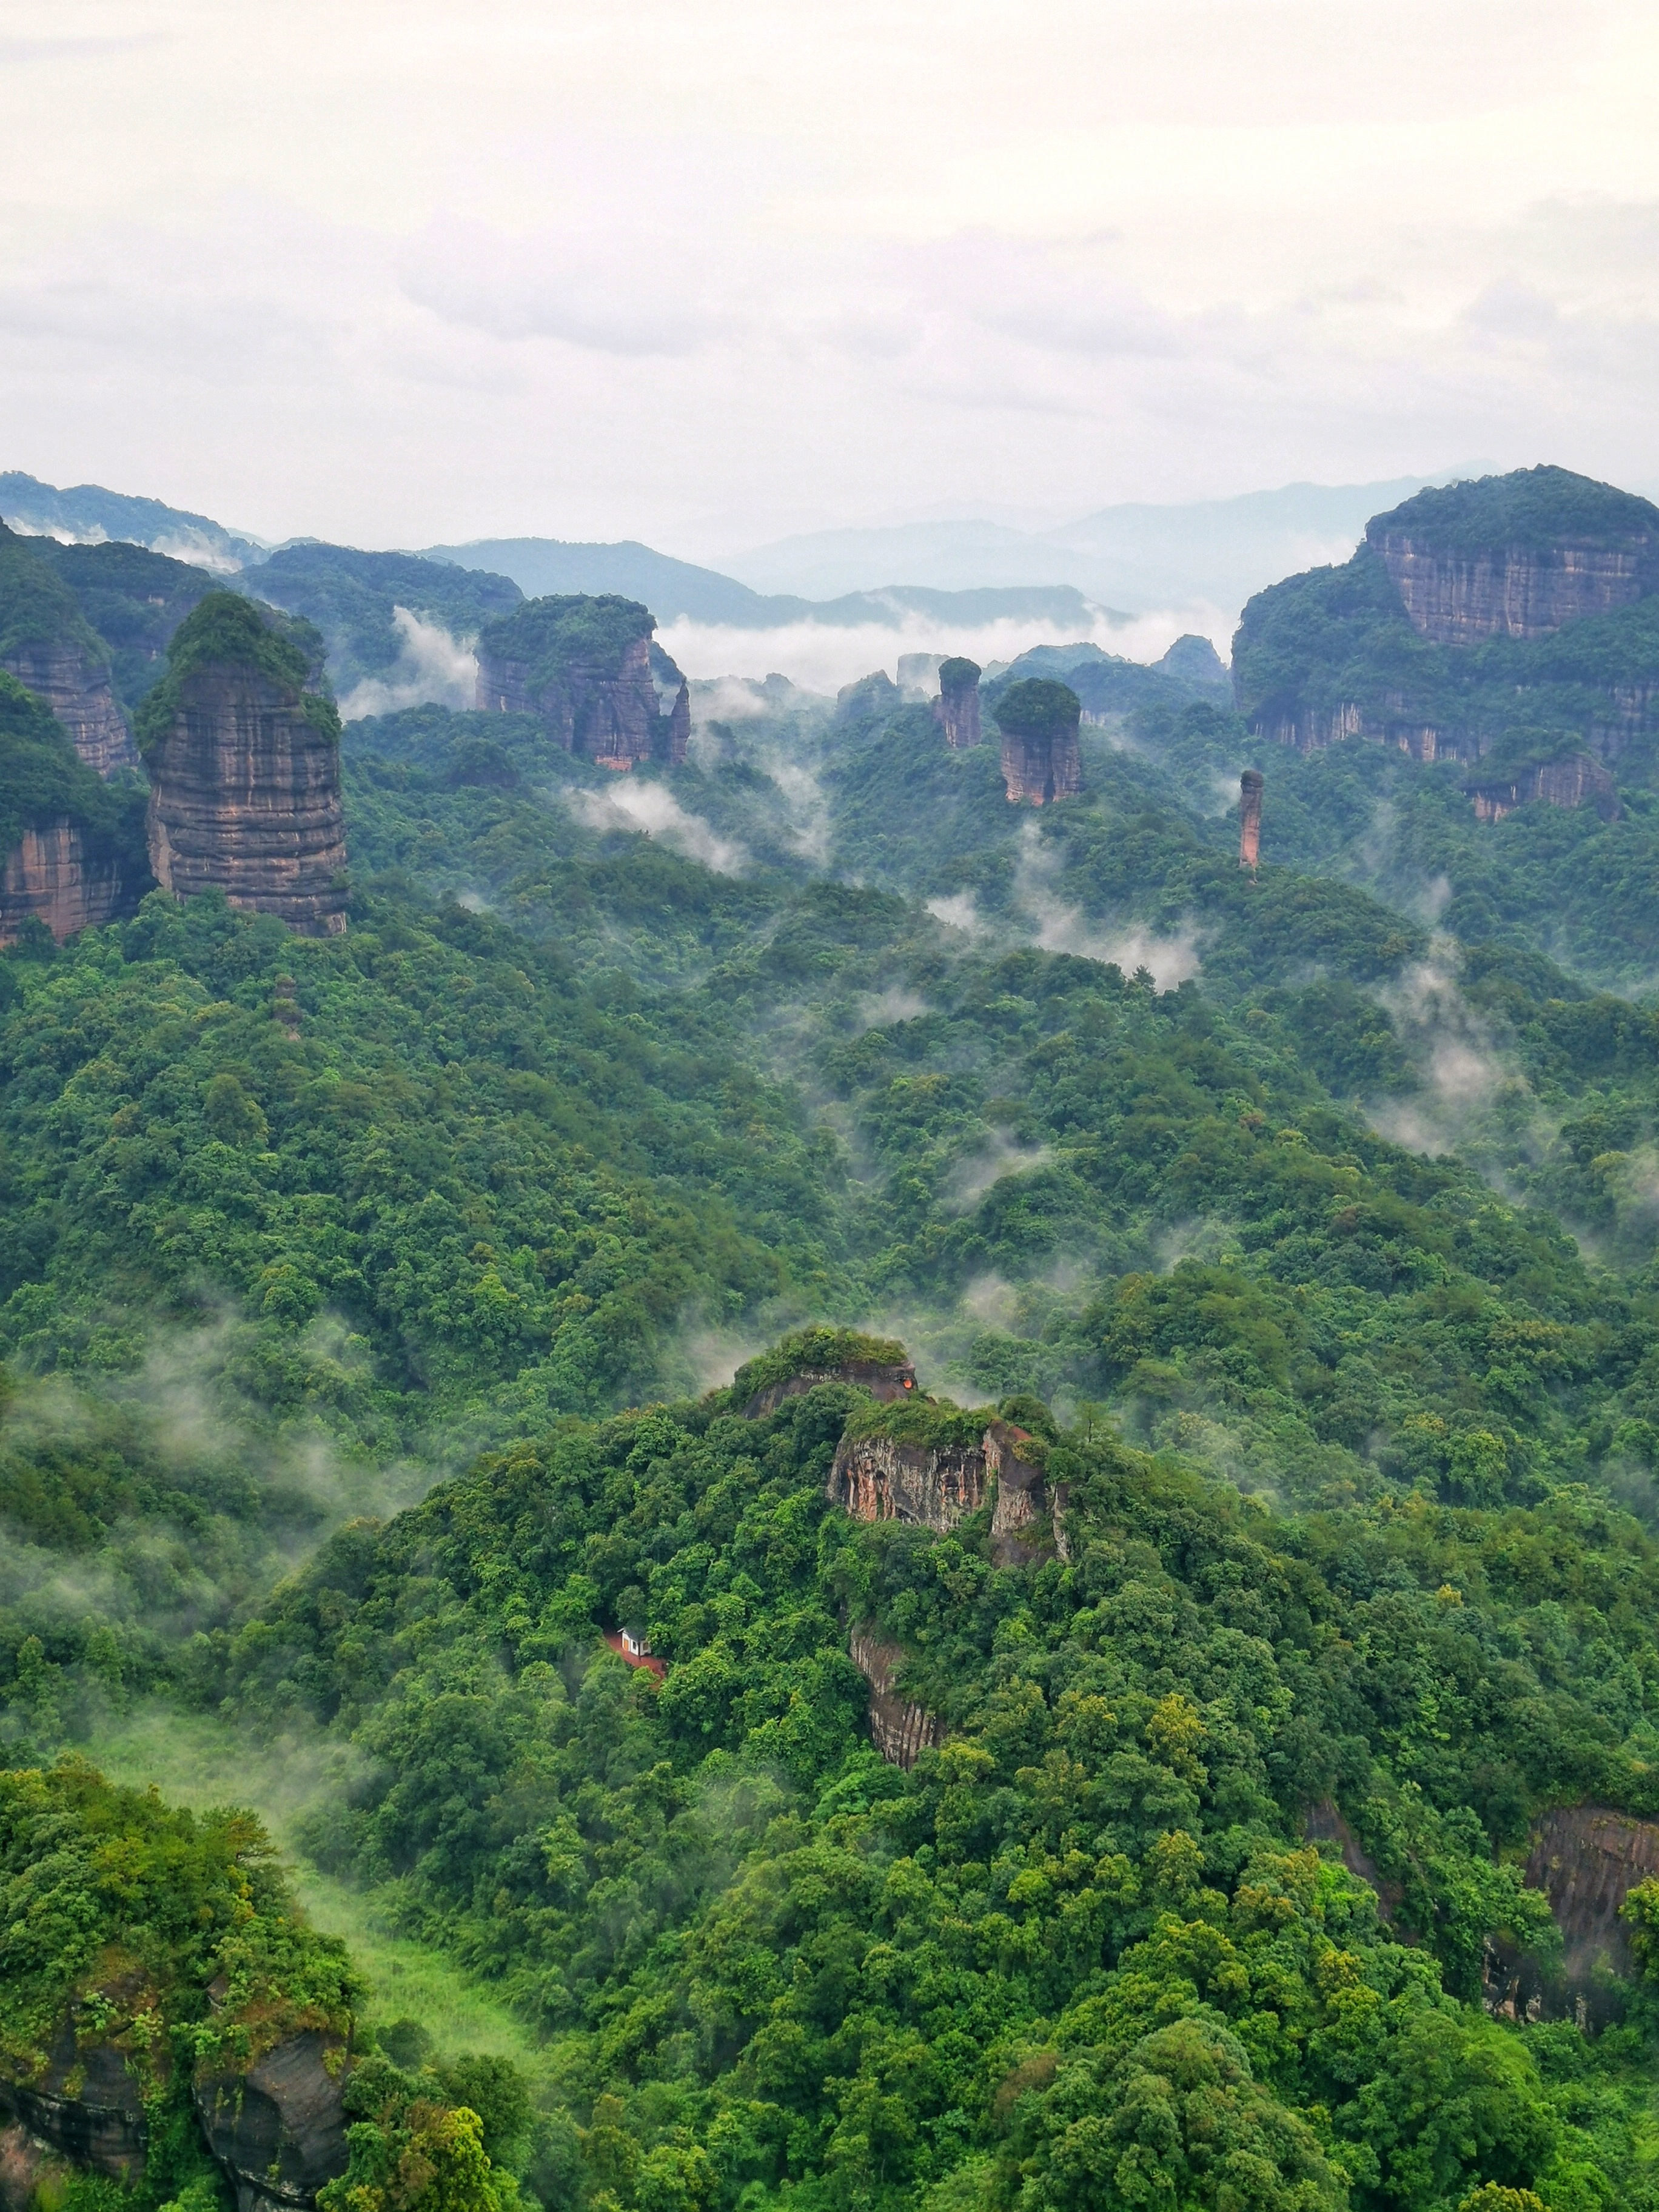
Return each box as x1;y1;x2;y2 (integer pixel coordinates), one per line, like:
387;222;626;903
0;471;269;572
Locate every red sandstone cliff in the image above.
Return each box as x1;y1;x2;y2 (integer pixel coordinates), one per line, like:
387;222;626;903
1;638;134;776
933;656;982;750
475;595;688;769
1373;533;1649;645
141;597;347;937
1466;752;1618;824
994;678;1082;805
828;1415;1067;1564
1238;769;1263;868
847;1625;945;1769
146;666;347;936
0;822;127;945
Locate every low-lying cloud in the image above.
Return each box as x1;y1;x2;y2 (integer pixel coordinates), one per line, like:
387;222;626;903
569;777;746;874
657;606;1225;695
1014;823;1201;989
339;608;478;719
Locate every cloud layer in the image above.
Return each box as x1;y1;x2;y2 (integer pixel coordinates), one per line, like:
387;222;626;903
4;1;1659;559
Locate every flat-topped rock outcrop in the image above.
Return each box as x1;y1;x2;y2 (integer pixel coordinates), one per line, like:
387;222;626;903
993;677;1082;805
139;593;347;936
734;1327;917;1418
475;593;689;769
0;521;135;774
1367;467;1659;645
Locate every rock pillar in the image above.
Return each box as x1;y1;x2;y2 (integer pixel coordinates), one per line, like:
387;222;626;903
934;657;982;749
994;679;1082;805
1239;769;1263;868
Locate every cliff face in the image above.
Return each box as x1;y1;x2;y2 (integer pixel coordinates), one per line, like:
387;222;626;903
144;654;347;938
994;679;1083;805
1;638;135;775
0;821;127;945
848;1625;945;1769
829;1416;1067;1563
828;1432;986;1530
1238;770;1263;868
194;2031;349;2212
475;595;688;769
744;1356;917;1419
0;2020;149;2187
130;593;347;939
1373;534;1649;645
934;656;982;749
1466;752;1620;824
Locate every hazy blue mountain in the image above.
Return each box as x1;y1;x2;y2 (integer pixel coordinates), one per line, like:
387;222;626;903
727;475;1464;612
0;471;269;572
423;535;1118;632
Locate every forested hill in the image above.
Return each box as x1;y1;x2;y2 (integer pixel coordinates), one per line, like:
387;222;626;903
8;474;1659;2212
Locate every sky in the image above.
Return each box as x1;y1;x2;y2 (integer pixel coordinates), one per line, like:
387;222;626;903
4;0;1659;561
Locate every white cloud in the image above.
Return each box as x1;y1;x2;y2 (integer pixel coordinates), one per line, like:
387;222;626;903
339;608;478;718
568;777;746;874
1013;822;1201;989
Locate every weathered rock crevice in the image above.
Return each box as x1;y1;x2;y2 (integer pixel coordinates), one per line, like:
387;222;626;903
193;2031;349;2212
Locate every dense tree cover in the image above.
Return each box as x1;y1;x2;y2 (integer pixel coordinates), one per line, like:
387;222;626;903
10;561;1659;2212
33;540;218;709
477;598;659;692
161;1371;1659;2208
0;518;118;668
1364;467;1659;557
252;548;524;700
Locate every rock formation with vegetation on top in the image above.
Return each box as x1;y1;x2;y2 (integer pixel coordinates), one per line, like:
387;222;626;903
933;655;982;748
474;593;688;769
993;675;1082;803
139;593;348;936
0;522;135;776
1239;766;1264;866
1232;466;1659;819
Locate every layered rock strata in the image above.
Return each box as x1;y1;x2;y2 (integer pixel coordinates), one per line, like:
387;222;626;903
933;657;982;749
1;639;134;775
146;665;347;936
0;821;127;945
193;2030;349;2212
1466;752;1619;824
475;596;688;769
1372;532;1651;644
1238;770;1263;868
994;679;1082;805
984;1418;1068;1567
1527;1805;1659;1983
848;1625;945;1769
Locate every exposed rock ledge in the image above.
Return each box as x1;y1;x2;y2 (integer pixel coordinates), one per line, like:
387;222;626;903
194;2029;350;2212
146;665;347;937
1466;752;1619;824
745;1355;917;1419
1372;531;1650;645
828;1417;1069;1567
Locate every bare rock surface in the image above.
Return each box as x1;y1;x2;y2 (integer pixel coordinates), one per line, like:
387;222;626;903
146;665;347;936
994;679;1082;805
933;656;982;750
1466;752;1620;823
848;1625;945;1769
193;2031;349;2212
1374;533;1649;645
0;2018;149;2185
0;820;128;945
476;596;688;769
1;640;135;775
743;1356;917;1419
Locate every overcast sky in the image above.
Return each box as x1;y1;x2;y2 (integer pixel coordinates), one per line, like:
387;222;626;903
5;0;1659;557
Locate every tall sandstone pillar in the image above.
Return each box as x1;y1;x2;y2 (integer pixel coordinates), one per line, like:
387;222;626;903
1239;769;1263;868
141;594;347;937
934;656;982;749
994;679;1082;805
